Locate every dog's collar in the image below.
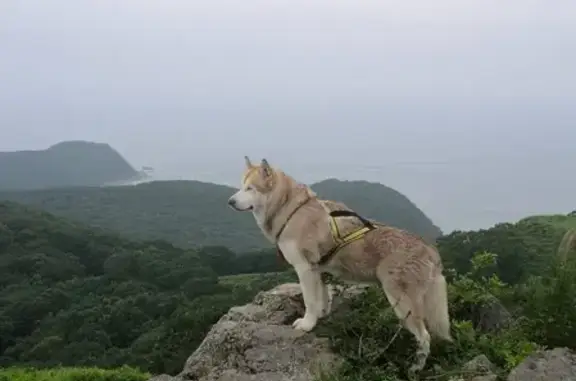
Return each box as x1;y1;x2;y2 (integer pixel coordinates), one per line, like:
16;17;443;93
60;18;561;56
273;195;314;242
274;195;313;265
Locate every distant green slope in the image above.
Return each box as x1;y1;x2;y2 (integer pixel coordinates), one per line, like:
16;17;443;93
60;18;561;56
518;213;576;231
0;141;142;190
0;178;441;252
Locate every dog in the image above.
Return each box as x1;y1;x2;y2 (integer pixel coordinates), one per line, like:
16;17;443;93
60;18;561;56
227;156;452;372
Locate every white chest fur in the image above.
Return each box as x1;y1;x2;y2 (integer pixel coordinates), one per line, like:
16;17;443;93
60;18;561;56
277;238;310;269
251;208;312;269
251;208;275;243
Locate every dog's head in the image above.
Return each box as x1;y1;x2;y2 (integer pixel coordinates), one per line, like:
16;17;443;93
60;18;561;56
227;156;278;212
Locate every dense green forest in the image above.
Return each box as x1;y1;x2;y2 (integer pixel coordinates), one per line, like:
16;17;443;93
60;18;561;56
0;178;442;252
1;198;575;380
0;202;290;375
0;141;143;191
437;216;570;285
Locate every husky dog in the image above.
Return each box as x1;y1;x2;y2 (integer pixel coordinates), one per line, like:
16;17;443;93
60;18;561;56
228;157;452;372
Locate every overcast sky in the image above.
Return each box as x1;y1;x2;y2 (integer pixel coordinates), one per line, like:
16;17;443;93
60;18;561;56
1;0;575;232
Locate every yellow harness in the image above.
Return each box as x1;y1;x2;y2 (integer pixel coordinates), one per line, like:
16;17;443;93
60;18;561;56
319;210;377;265
274;198;377;266
329;214;373;246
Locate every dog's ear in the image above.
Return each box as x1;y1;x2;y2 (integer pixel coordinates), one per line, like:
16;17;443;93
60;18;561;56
260;158;272;177
244;156;253;168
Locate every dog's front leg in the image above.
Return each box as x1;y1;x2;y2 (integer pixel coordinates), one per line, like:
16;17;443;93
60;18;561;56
293;265;324;332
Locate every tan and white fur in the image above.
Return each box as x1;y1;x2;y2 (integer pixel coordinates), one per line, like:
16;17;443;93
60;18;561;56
228;157;452;373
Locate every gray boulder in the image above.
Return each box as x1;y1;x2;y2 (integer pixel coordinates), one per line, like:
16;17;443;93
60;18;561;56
148;283;367;381
507;347;576;381
452;354;498;381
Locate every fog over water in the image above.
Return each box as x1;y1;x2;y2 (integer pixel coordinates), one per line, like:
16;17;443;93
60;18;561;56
1;0;575;232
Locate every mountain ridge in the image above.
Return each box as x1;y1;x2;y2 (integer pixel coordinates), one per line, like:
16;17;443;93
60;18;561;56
0;178;441;252
0;140;144;191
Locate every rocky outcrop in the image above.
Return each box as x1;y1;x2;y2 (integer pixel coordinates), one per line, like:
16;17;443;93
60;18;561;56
507;347;576;381
446;349;576;381
149;283;367;381
149;283;576;381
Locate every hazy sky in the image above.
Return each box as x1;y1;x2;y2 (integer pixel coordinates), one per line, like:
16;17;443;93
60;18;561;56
1;0;575;232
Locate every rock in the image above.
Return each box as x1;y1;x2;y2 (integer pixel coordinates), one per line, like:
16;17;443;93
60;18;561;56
462;354;495;373
507;347;576;381
149;283;366;381
475;296;513;333
457;355;497;381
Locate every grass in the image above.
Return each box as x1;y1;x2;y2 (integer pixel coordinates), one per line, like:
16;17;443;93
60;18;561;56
0;366;149;381
219;271;297;286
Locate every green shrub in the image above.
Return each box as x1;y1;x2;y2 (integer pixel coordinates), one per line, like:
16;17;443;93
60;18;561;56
515;258;576;349
315;252;538;381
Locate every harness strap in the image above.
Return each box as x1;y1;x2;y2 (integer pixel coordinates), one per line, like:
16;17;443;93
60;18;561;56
318;210;377;266
275;207;377;266
274;196;314;264
329;210;375;228
274;196;314;242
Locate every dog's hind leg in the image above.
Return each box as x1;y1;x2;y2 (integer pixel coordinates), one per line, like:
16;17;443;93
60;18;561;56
379;279;431;374
404;306;431;374
319;281;332;318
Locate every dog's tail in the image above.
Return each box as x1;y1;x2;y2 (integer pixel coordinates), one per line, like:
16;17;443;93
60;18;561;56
423;272;453;342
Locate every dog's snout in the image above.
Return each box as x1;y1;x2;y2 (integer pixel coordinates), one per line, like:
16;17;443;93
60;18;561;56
227;197;236;207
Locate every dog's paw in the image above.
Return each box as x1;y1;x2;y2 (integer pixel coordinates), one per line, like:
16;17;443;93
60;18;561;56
408;361;425;378
292;316;317;332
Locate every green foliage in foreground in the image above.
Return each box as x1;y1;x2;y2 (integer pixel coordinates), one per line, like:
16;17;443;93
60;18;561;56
316;247;576;381
0;365;149;381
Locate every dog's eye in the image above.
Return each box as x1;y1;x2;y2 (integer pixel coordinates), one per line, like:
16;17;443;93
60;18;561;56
245;185;253;191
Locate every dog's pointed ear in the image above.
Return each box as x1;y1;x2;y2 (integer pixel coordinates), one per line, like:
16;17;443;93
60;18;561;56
260;158;272;177
244;156;253;168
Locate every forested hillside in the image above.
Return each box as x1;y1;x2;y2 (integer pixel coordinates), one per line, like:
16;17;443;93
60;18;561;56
0;179;441;252
1;199;575;380
437;218;569;284
0;202;289;374
0;141;143;191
